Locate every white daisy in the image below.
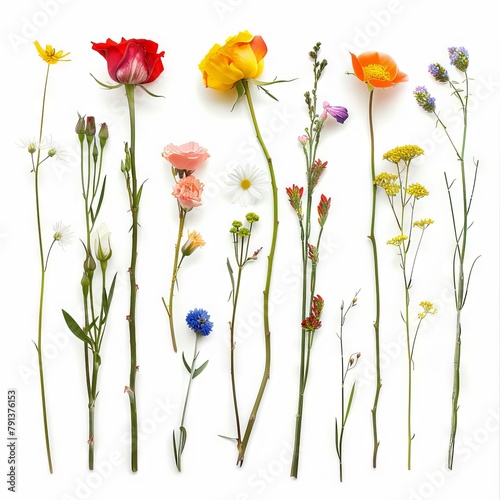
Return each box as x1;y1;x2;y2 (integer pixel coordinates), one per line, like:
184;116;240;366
52;221;73;247
226;164;268;206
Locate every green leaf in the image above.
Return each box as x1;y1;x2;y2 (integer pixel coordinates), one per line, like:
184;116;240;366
343;382;356;427
226;258;235;301
182;352;208;378
193;360;209;378
135;180;147;207
173;426;187;471
182;352;192;374
62;310;93;347
334;417;340;457
93;176;107;223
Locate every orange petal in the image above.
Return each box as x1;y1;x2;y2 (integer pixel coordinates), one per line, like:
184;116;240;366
350;52;365;82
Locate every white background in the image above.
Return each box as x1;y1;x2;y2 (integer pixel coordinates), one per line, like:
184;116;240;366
1;0;499;499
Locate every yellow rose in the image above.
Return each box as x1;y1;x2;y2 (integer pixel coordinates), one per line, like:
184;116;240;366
199;31;267;91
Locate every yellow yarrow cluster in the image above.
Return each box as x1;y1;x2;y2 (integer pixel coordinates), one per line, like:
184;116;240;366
374;172;400;196
418;301;437;319
406;183;429;199
387;234;408;246
413;218;434;229
383;145;424;164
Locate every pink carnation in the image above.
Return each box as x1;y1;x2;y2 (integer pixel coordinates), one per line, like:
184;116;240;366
162;141;210;171
172;175;204;209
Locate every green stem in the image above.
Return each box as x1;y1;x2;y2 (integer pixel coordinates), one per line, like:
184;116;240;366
448;73;469;470
125;83;139;472
237;80;278;466
403;265;412;471
34;63;53;474
230;264;244;448
367;90;382;468
290;203;310;477
164;206;186;353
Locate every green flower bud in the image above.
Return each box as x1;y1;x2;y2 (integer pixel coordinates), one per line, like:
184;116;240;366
98;122;109;149
75;113;86;142
85;116;96;144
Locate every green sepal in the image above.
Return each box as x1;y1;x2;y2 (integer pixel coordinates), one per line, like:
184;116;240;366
90;74;123;90
62;309;94;348
231;80;246;111
137;84;164;98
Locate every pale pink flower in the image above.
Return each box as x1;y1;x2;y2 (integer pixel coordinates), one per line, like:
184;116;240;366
162;141;210;171
172;175;204;209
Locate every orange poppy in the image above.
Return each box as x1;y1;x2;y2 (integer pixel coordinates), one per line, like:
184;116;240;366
350;51;407;89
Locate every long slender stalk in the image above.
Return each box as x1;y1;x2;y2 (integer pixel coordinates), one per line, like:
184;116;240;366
290;191;310;478
230;264;244;448
236;80;278;466
367;90;382;468
447;73;469;470
125;83;139;472
163;207;186;353
34;63;53;474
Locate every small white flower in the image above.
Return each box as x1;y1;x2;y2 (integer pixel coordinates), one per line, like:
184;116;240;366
226;163;268;206
52;221;73;247
45;137;69;162
19;137;39;154
94;223;112;262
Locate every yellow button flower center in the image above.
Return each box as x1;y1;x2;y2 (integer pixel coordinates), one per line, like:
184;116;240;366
363;64;391;81
240;178;251;190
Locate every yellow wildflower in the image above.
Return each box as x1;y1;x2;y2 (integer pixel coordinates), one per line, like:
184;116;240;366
418;301;437;319
34;41;70;64
413;218;435;229
181;230;205;256
387;234;408;246
374;172;400;196
383;145;424;164
406;183;429;199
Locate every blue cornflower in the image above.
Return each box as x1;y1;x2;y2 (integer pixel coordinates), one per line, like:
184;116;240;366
414;86;436;113
428;63;449;83
448;47;469;72
186;308;213;336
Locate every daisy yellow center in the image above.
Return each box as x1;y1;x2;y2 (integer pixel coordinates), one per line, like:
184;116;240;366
363;64;391;81
240;178;251;190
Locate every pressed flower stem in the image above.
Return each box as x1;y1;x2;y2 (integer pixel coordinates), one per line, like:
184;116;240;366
237;80;278;466
163;206;186;353
125;84;139;472
230;264;244;446
367;90;382;468
446;74;469;470
34;63;53;474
